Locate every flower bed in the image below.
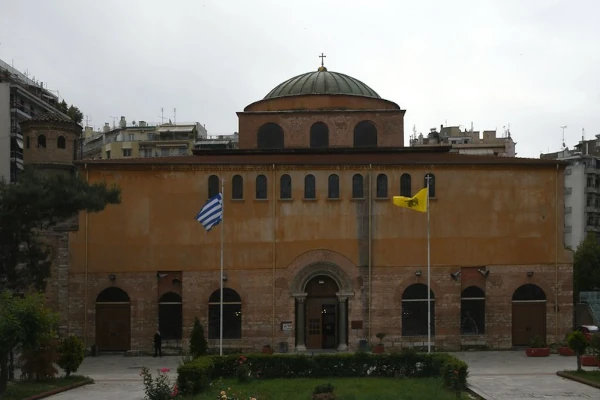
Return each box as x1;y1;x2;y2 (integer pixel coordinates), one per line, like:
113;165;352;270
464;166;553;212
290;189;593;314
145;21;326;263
176;351;468;396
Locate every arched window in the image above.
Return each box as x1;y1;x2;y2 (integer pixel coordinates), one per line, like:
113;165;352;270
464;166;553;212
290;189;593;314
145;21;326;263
352;174;364;199
376;174;388;198
256;175;267;199
208;288;242;339
257;123;284;149
304;174;316;199
424;173;436;198
400;173;411;197
328;174;340;199
353;121;378;147
37;134;46;148
280;174;292;199
208;175;219;198
461;286;485;335
402;283;435;336
159;292;182;340
232;175;243;200
57;135;66;149
310;122;329;148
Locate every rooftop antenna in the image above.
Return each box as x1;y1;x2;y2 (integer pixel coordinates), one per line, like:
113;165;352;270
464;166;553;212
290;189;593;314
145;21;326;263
582;128;585;142
561;125;567;149
85;115;92;128
173;108;176;124
109;116;118;129
158;108;165;124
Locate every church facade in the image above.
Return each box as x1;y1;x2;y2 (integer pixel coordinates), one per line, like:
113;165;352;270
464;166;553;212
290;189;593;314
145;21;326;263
33;64;573;353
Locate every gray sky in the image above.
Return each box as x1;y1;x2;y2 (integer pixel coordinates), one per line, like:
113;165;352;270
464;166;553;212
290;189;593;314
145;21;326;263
1;0;598;157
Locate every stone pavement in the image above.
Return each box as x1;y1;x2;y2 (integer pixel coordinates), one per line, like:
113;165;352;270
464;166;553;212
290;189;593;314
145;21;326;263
46;356;181;400
43;352;599;399
453;351;599;399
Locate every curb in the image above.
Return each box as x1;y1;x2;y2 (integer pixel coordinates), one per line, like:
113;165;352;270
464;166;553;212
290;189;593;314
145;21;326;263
556;371;600;389
23;378;94;400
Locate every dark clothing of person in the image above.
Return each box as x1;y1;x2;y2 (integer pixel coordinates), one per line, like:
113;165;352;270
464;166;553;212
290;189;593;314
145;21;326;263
154;332;162;357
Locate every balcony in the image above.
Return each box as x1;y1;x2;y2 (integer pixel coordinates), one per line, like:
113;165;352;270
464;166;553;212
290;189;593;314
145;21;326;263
10;126;23;140
586;206;600;213
585;167;600;175
10;102;32;120
585;186;600;194
565;187;573;195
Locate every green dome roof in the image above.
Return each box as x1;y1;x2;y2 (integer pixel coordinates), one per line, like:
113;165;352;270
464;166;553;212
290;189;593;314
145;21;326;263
264;67;380;100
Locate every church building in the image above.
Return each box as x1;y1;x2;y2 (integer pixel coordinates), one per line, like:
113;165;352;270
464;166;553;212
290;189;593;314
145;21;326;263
25;61;573;353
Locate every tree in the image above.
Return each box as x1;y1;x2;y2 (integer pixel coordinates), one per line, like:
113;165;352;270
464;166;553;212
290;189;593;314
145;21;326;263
0;292;59;395
67;105;83;124
57;100;68;114
567;330;589;372
0;168;121;292
573;232;600;299
189;317;207;358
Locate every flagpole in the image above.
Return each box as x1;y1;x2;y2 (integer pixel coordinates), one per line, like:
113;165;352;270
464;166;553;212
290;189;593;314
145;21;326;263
426;176;431;353
220;178;224;357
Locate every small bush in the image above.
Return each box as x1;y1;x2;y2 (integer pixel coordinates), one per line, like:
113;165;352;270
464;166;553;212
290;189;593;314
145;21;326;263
189;317;207;359
176;356;214;395
529;335;546;348
57;335;86;377
141;366;181;400
313;383;335;394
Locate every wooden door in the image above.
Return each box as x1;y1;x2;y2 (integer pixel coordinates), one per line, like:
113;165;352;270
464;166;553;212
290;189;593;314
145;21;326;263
512;302;546;346
96;304;131;351
306;299;322;350
321;304;337;349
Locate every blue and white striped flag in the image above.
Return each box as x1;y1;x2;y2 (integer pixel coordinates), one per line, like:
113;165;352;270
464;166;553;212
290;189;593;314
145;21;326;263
195;193;223;231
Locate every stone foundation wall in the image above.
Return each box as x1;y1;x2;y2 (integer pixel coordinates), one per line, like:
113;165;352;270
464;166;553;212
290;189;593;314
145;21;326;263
62;260;573;354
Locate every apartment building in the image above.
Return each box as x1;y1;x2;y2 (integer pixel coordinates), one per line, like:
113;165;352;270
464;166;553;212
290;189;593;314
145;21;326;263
410;125;516;157
0;59;71;182
542;140;600;250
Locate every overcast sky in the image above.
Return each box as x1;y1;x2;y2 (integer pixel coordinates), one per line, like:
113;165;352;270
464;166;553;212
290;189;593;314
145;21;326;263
1;0;598;157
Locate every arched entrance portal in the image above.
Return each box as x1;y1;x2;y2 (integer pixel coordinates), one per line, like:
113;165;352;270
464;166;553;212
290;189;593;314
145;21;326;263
305;276;339;350
95;287;131;352
512;284;547;346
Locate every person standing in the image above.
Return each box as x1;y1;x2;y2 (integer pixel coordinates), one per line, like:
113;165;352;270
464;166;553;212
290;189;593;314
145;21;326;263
153;330;162;357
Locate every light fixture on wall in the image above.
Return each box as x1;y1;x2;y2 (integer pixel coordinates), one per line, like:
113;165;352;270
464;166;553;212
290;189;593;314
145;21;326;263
527;271;534;277
450;270;461;281
108;274;116;282
156;272;168;280
222;274;228;282
415;270;422;277
478;268;490;278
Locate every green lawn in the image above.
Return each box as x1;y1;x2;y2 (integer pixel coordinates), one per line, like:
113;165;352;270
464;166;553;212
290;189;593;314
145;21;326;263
2;375;91;400
561;370;600;385
190;377;469;400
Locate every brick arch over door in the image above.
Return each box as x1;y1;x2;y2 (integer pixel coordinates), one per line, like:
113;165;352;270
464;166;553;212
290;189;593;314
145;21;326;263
288;249;357;294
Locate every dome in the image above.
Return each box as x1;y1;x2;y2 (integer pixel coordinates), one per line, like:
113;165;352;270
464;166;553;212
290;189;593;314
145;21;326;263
264;67;381;100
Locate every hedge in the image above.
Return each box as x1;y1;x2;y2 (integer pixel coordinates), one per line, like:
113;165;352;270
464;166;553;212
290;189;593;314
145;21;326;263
177;350;468;395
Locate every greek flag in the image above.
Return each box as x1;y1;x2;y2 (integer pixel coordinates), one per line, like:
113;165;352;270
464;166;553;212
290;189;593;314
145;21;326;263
195;193;223;231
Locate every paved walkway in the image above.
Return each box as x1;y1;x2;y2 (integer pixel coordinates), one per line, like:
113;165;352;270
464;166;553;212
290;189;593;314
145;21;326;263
43;352;599;399
47;356;181;400
454;351;599;399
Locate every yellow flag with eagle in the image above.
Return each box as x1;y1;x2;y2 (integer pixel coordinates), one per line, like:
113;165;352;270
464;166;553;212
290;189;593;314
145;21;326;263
392;187;428;213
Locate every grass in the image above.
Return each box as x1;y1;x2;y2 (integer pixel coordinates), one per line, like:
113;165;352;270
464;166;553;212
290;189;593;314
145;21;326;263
560;370;600;385
2;375;91;400
190;377;469;400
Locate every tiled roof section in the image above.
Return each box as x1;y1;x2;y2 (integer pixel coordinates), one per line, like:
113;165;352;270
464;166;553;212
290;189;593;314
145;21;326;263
75;147;567;167
264;70;380;100
32;111;73;123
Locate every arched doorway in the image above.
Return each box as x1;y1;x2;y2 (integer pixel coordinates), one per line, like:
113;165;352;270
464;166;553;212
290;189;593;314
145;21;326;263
512;284;546;346
159;292;183;340
401;283;435;337
305;275;339;350
95;287;131;352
